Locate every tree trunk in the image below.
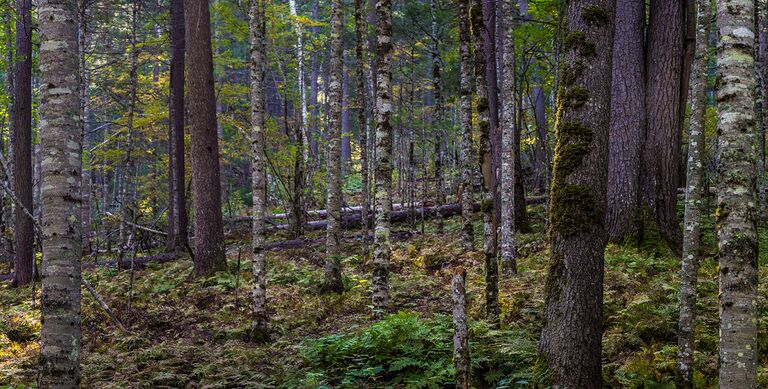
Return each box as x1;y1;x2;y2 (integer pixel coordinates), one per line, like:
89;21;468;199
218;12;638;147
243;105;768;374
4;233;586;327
249;0;269;343
289;0;306;239
642;0;686;247
500;0;518;276
12;0;33;287
531;82;549;194
452;268;470;389
715;1;759;386
79;0;93;256
168;0;187;251
372;0;393;318
38;0;82;384
758;0;767;222
324;0;345;294
677;0;709;385
540;1;614;387
458;0;475;252
471;0;499;325
606;0;645;242
430;0;445;235
355;0;370;257
120;1;139;257
186;0;227;275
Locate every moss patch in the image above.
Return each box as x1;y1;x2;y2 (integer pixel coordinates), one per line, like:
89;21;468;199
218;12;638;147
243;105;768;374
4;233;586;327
550;184;599;237
564;32;596;57
582;5;610;27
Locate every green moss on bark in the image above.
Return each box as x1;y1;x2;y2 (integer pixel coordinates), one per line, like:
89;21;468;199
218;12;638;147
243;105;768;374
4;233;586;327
563;86;589;109
564;32;596;57
582;6;609;26
550;184;598;237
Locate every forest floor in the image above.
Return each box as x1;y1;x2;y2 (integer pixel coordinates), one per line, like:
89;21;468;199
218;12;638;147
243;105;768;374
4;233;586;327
2;202;768;388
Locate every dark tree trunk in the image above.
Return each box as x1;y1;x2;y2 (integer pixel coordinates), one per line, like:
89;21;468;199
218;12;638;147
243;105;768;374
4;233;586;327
483;0;502;227
540;0;615;387
168;0;188;251
531;82;549;194
185;0;226;275
642;0;687;247
606;0;645;241
12;0;33;287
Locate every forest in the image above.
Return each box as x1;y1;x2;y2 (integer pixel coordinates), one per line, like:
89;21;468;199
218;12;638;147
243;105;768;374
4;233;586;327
0;0;767;387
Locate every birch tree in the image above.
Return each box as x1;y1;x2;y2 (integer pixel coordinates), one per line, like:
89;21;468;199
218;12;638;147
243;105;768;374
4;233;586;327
38;0;82;384
715;0;759;385
500;0;518;275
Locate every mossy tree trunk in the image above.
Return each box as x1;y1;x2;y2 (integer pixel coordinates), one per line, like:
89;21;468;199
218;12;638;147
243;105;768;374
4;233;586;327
458;0;475;252
38;0;82;384
431;0;446;235
539;1;615;387
715;0;759;386
372;0;393;318
676;0;709;385
452;268;470;389
249;0;269;343
355;0;370;258
500;0;518;276
324;0;345;294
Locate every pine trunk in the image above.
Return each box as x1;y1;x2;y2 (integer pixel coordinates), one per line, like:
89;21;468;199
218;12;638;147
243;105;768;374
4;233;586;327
324;0;345;294
12;0;33;287
372;0;393;317
355;0;370;257
540;1;614;386
606;0;645;241
458;0;475;252
186;0;227;275
431;0;445;235
715;0;759;386
38;0;82;384
168;0;187;250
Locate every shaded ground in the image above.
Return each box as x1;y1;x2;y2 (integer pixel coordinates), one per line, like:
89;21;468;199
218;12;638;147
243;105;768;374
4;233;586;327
2;204;768;387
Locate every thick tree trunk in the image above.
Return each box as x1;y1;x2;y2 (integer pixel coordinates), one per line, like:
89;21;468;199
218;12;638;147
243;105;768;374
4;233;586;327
168;0;187;251
372;0;393;318
324;0;345;294
759;0;768;222
642;0;686;247
12;0;33;287
606;0;645;242
458;0;475;252
500;0;518;276
540;1;614;387
249;0;269;343
677;0;709;385
38;0;82;384
715;1;759;386
355;0;370;257
186;0;227;275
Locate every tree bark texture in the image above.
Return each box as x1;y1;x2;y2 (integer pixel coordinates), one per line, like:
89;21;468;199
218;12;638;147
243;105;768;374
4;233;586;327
355;0;370;258
715;0;759;386
500;0;518;276
540;1;614;387
452;268;470;389
168;0;188;250
458;0;475;252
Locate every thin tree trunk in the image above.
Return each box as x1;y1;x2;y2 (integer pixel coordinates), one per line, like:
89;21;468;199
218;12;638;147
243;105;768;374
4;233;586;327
249;0;269;343
168;0;187;251
677;0;709;385
355;0;370;257
324;0;345;294
186;0;227;275
500;0;518;275
430;0;445;235
471;0;499;325
289;0;306;238
539;1;615;387
715;1;759;386
372;0;393;317
120;1;140;258
452;267;470;389
12;0;33;287
79;0;93;256
38;0;82;384
759;0;767;222
458;0;475;252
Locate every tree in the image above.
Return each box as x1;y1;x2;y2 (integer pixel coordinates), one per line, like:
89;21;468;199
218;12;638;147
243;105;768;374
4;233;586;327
430;0;445;235
167;0;188;251
38;0;82;384
355;0;370;258
470;0;499;324
605;0;644;241
324;0;345;294
500;0;518;275
12;0;33;287
539;1;614;386
641;0;687;246
676;0;708;384
715;0;759;385
372;0;393;317
250;0;268;343
458;0;475;252
186;0;227;275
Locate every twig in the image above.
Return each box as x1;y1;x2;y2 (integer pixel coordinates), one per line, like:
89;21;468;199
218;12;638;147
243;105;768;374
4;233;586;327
82;276;129;334
234;246;242;308
105;211;167;236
